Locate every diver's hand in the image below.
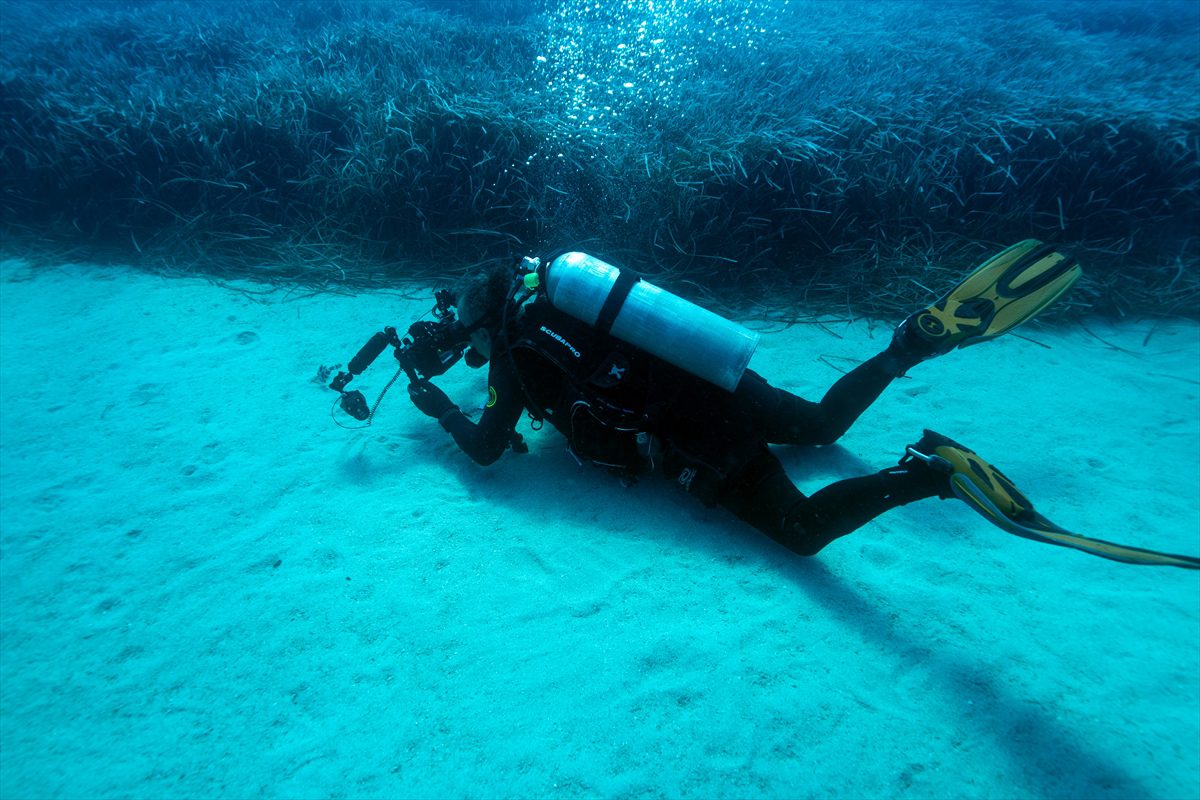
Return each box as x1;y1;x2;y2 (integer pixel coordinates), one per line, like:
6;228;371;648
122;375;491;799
408;380;457;419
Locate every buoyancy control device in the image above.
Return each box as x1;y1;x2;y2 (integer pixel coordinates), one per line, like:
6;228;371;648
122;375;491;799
540;252;759;392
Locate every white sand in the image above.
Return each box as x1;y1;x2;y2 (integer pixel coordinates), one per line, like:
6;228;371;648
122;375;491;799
1;259;1197;799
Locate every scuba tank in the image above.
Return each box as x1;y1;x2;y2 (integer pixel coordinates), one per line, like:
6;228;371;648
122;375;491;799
542;252;759;392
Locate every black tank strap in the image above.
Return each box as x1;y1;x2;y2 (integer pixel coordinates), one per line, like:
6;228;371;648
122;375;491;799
595;268;641;335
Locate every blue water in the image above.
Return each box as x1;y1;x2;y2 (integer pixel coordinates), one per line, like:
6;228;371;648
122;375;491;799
1;2;1198;798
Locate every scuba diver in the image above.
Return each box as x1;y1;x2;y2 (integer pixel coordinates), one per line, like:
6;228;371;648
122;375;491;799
330;242;1199;569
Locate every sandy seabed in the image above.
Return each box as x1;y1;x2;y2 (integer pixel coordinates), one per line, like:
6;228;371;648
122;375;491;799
1;259;1197;800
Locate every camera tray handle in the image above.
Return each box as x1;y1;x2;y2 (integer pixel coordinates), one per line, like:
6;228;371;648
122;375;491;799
329;327;402;392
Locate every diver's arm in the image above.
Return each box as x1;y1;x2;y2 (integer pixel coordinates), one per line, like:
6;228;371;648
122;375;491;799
415;361;525;466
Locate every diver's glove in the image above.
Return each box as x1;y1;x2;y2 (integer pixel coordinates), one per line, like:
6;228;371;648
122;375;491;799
408;380;458;421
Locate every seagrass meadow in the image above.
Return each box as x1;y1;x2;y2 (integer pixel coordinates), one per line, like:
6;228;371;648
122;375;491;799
3;4;1200;800
1;0;1198;316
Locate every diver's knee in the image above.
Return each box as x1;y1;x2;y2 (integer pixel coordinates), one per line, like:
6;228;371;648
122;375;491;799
811;428;843;447
766;513;828;556
779;527;828;556
808;416;851;446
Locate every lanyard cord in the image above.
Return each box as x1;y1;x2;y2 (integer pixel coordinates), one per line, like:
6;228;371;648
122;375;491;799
331;365;404;430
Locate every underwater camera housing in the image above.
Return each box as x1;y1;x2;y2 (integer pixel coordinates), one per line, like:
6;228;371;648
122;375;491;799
396;289;471;384
329;289;470;421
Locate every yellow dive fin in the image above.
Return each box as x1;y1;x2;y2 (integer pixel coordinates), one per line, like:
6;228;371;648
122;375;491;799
909;240;1083;354
905;430;1200;570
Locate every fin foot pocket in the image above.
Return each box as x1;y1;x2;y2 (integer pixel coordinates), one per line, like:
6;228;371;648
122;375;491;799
893;240;1083;363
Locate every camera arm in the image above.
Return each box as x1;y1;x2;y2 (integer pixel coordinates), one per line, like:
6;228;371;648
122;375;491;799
329;326;403;393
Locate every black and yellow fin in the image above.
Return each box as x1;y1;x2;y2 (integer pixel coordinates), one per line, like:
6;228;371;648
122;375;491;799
912;240;1083;353
950;475;1200;569
907;429;1200;570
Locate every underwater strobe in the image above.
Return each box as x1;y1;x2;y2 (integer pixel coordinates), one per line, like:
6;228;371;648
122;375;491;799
328;289;470;425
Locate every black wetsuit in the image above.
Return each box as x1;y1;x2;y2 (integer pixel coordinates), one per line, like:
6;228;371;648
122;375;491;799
437;301;942;555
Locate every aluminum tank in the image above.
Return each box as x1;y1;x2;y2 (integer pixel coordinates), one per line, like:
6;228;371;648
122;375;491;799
545;252;758;391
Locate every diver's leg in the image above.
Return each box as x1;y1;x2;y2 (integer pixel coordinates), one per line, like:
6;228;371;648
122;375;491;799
720;449;944;556
744;242;1082;447
741;343;918;446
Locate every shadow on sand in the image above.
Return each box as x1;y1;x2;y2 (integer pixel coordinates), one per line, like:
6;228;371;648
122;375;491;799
354;432;1150;799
